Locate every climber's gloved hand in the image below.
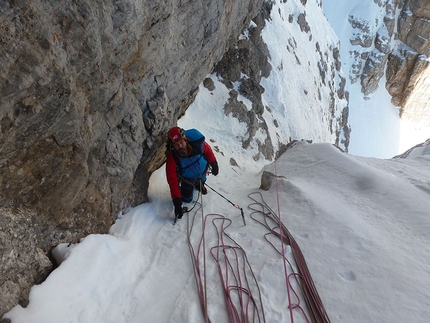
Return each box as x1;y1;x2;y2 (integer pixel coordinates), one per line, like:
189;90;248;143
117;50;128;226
173;197;183;219
210;161;219;176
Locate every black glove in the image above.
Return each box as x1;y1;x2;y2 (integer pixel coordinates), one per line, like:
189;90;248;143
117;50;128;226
210;161;219;176
173;197;183;219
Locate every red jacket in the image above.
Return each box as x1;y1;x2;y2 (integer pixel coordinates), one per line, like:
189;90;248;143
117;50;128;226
166;141;216;200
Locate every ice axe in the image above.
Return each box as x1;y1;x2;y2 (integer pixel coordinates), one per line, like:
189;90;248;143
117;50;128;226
204;183;246;225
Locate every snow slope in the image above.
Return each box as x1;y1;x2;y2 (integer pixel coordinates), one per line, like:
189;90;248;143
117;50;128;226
5;139;430;323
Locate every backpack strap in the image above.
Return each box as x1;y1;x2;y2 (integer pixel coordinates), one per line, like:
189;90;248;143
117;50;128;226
168;128;208;178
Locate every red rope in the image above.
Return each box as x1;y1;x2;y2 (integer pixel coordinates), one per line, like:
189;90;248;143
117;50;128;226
248;192;331;323
273;161;296;322
184;175;330;323
186;201;211;323
187;210;266;323
209;215;265;323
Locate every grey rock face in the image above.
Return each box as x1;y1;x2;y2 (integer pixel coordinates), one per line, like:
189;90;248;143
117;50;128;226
409;0;430;17
349;16;374;48
213;2;349;159
0;0;263;316
348;5;397;94
213;4;274;161
386;47;420;106
386;0;430;125
0;208;53;318
361;49;390;95
346;0;403;94
346;0;430;125
0;0;263;222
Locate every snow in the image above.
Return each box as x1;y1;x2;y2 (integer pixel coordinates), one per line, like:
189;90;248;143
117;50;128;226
259;0;348;149
6;139;430;323
4;1;430;323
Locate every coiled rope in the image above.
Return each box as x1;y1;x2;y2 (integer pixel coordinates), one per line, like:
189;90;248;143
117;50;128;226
209;214;265;323
248;191;331;323
186;189;265;322
186;181;211;323
184;177;329;322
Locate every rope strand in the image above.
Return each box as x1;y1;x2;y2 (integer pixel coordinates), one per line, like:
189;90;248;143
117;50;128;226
187;208;266;323
248;191;331;323
184;176;329;323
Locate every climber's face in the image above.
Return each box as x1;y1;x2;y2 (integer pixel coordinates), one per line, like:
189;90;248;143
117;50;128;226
173;139;188;157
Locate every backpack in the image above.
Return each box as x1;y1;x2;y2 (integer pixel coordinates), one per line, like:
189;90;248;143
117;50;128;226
168;129;208;179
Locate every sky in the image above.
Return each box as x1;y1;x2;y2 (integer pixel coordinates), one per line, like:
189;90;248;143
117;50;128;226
4;1;430;323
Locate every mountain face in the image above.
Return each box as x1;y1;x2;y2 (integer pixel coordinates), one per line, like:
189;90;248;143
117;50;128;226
387;0;430;126
0;0;264;316
0;0;384;316
344;0;430;126
0;0;264;228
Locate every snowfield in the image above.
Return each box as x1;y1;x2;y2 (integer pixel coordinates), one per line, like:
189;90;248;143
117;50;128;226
5;140;430;323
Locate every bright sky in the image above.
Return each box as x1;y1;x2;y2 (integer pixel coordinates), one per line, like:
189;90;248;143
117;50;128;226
4;1;430;323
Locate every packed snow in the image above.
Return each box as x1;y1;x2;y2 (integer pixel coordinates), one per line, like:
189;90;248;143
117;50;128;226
4;1;430;323
5;139;430;323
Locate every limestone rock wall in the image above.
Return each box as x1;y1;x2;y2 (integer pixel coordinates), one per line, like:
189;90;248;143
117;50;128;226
346;0;430;126
386;0;430;125
0;0;263;316
346;0;401;94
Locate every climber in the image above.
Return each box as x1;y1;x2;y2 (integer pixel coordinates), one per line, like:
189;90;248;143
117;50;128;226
165;126;219;220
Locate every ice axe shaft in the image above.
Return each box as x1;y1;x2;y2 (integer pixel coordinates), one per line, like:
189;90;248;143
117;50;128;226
204;183;246;225
173;206;189;225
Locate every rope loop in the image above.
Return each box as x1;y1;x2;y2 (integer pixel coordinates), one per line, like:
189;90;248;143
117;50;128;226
247;191;331;323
